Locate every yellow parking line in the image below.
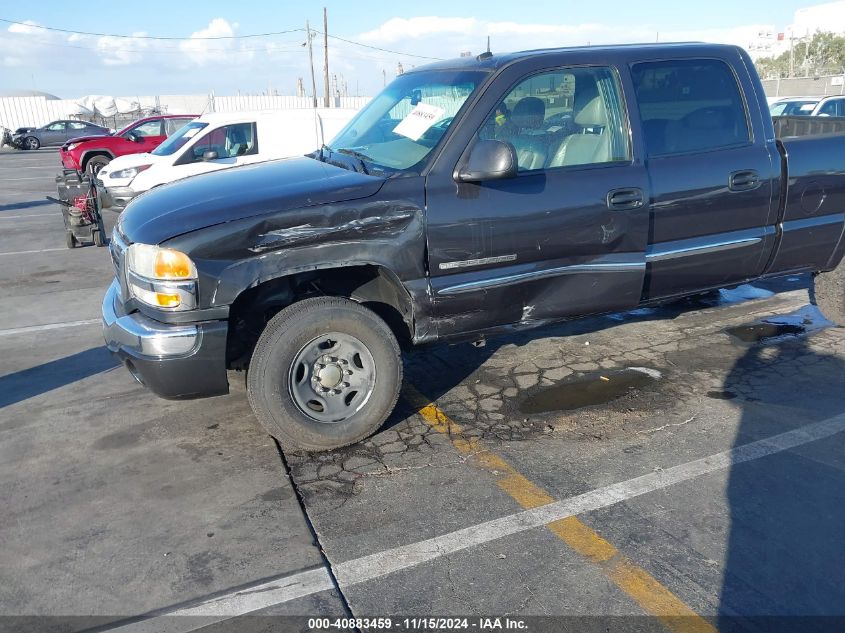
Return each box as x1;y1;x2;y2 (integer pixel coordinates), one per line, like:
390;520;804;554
405;385;717;633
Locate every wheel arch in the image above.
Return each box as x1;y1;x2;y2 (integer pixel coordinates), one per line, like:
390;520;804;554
80;149;115;170
226;263;416;368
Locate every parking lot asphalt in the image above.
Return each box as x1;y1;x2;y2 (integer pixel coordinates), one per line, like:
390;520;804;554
1;147;845;633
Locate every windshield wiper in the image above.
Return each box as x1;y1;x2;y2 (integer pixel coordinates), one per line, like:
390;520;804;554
334;148;371;175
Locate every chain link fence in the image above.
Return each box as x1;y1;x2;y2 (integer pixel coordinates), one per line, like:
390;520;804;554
762;74;845;98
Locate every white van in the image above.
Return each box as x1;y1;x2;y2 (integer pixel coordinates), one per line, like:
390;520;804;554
97;108;357;211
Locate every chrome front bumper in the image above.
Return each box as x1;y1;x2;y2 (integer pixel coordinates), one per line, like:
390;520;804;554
101;280;230;399
102;280;199;357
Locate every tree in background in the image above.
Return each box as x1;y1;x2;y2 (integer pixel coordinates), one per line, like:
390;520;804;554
754;31;845;79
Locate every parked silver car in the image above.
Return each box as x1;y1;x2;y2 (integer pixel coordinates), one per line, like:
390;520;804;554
12;120;110;150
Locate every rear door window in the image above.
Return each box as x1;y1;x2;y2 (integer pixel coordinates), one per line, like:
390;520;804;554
165;118;195;135
631;58;750;156
131;120;164;137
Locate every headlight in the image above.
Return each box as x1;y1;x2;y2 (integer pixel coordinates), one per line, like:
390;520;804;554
66;142;80;151
126;244;198;310
111;164;151;180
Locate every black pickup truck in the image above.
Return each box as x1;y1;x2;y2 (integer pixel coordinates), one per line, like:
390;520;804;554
103;43;845;451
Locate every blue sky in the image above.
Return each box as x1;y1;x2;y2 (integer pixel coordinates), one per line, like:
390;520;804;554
0;0;818;98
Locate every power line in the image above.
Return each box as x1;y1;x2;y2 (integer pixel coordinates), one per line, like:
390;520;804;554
4;33;307;55
1;16;445;62
313;29;444;61
0;17;304;40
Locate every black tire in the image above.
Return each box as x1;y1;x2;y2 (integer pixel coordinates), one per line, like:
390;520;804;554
24;136;40;150
93;229;105;247
65;231;78;249
811;259;845;326
85;155;110;175
247;296;402;451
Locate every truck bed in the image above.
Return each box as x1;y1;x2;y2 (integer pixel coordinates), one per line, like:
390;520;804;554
773;115;845;138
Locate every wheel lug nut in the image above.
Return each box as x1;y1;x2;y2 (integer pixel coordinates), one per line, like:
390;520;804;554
339;359;348;365
332;389;342;395
342;382;350;388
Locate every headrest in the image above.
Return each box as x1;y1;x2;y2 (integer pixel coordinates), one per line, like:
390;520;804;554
575;96;608;127
512;97;545;128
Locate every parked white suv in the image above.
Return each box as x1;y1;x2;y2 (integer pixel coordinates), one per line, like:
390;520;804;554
810;95;845;117
97;108;357;211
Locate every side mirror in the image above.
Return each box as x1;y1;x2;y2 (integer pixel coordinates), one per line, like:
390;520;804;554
126;132;142;142
456;139;518;183
202;150;219;161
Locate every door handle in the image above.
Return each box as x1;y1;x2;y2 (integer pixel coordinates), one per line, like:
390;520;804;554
729;170;760;192
607;188;644;210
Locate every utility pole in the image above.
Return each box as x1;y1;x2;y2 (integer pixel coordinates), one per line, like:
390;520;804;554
306;19;318;108
789;31;795;78
323;8;330;107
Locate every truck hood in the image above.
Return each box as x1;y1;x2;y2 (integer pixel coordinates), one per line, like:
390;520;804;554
117;156;386;245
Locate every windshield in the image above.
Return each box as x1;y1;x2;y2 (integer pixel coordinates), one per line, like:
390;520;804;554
152;121;208;156
327;69;487;173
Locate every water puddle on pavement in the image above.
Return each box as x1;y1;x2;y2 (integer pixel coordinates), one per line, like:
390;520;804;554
726;323;805;343
519;367;660;414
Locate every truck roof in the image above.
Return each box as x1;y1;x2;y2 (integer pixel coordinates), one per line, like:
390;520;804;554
412;42;740;73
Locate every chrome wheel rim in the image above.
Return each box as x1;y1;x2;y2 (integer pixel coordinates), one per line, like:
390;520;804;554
26;138;38;150
288;332;376;423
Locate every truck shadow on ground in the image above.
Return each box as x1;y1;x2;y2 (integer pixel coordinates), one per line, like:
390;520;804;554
719;335;845;631
0;199;53;212
391;286;790;430
0;346;119;411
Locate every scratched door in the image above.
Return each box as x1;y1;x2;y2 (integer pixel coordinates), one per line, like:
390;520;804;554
424;64;651;336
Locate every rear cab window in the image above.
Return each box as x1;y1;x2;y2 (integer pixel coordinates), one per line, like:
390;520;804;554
631;58;751;156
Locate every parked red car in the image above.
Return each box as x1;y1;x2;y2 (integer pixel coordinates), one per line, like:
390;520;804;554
60;114;197;175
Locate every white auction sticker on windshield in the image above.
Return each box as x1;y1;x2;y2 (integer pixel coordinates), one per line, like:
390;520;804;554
393;103;446;141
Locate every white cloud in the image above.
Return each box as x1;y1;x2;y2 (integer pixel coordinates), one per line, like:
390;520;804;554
356;15;780;57
179;18;243;66
359;17;477;43
97;33;149;66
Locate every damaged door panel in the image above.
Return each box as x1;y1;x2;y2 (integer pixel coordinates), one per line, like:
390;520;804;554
424;62;650;338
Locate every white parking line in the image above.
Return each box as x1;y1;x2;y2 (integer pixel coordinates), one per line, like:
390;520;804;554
0;247;67;256
0;214;58;220
1;176;53;181
0;318;100;337
106;411;845;632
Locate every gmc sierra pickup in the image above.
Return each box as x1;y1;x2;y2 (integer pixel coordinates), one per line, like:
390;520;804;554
102;43;845;451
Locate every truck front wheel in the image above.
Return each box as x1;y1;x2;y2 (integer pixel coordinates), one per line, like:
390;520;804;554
812;261;845;327
247;296;403;451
